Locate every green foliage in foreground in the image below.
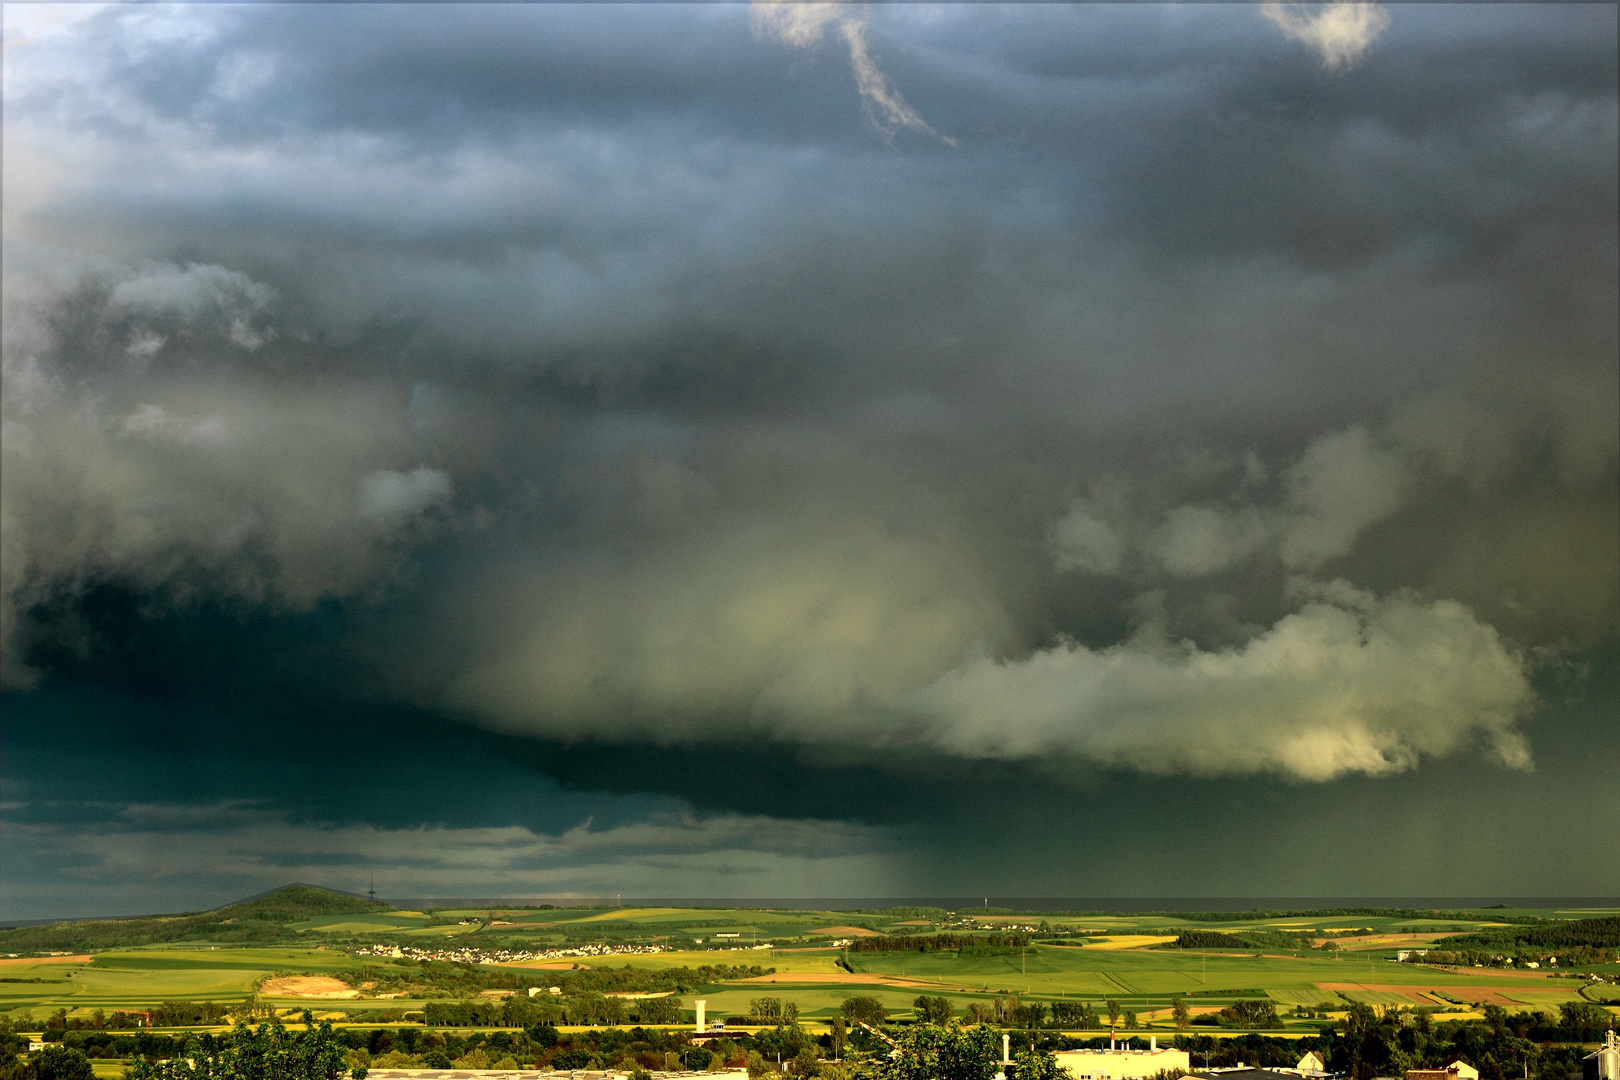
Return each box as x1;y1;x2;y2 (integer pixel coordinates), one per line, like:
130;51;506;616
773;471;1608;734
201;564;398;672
869;1022;1067;1080
128;1017;348;1080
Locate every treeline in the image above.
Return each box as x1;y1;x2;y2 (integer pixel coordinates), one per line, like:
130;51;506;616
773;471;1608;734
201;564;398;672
1410;947;1616;968
1434;916;1620;953
1190;1000;1280;1029
356;957;770;999
1165;929;1321;951
849;933;1030;953
1173;908;1549;925
38;1003;232;1031
422;994;683;1028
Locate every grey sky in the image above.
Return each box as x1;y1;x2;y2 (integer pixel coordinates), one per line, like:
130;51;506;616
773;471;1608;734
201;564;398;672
1;2;1615;917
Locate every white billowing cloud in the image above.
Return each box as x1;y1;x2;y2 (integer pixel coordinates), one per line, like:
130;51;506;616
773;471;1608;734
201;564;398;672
358;466;452;524
1149;505;1270;577
751;1;949;142
897;580;1534;781
1259;2;1391;71
108;262;275;350
1063;426;1413;580
1278;425;1410;569
109;262;273;320
1049;504;1124;575
450;514;1014;745
449;492;1536;782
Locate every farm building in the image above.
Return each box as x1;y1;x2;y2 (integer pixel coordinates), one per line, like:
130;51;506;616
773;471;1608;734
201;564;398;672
1407;1061;1479;1080
1189;1068;1312;1080
1296;1052;1328;1075
1057;1041;1190;1080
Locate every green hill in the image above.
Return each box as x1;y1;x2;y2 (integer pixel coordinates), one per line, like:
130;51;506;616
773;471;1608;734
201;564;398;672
0;884;393;954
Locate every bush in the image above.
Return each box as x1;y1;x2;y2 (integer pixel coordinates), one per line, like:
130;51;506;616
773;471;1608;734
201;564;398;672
35;1046;94;1080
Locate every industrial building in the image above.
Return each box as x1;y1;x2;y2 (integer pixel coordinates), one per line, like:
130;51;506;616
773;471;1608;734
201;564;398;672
1054;1037;1190;1080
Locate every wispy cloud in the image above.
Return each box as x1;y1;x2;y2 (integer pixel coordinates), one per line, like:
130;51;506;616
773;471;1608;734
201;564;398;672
751;1;951;143
1259;2;1390;70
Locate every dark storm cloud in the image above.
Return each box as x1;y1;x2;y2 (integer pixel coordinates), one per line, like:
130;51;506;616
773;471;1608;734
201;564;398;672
2;3;1615;908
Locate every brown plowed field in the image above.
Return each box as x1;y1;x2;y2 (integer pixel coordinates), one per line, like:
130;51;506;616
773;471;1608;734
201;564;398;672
1316;983;1559;1008
734;972;973;990
0;955;91;965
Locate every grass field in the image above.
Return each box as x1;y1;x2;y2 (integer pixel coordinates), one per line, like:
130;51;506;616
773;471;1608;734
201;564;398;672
3;905;1616;1036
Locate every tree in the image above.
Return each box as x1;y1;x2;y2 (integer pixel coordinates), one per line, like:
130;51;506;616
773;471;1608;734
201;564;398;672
1106;1001;1121;1029
636;996;684;1025
915;996;955;1026
1015;1004;1047;1029
34;1046;94;1080
1172;999;1190;1031
841;997;888;1026
682;1048;719;1072
748;1052;774;1080
790;1047;821;1078
1010;1046;1071;1080
874;1022;1003;1080
130;1017;348;1080
830;1017;847;1059
1124;1012;1138;1031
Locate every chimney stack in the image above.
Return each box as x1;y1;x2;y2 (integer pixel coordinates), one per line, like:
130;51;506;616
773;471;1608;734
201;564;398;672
696;999;706;1033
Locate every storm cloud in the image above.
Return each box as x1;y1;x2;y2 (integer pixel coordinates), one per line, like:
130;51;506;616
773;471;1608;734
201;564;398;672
1;2;1614;912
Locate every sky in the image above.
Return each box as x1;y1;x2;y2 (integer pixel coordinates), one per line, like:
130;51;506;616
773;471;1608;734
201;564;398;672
1;1;1616;921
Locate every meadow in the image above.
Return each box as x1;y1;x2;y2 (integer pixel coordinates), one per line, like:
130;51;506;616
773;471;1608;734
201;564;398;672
3;895;1616;1039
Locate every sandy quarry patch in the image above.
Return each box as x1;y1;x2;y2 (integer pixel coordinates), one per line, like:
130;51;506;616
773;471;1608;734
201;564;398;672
0;955;92;965
605;991;675;999
260;976;360;998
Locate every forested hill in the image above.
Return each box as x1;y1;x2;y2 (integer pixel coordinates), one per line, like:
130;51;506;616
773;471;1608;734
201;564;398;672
0;884;392;952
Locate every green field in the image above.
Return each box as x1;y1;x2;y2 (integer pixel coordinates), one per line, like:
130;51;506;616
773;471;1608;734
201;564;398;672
3;896;1617;1036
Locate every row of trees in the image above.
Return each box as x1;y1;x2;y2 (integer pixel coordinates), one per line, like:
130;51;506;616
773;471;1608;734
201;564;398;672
422;992;682;1027
1410;947;1617;968
849;934;1032;954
